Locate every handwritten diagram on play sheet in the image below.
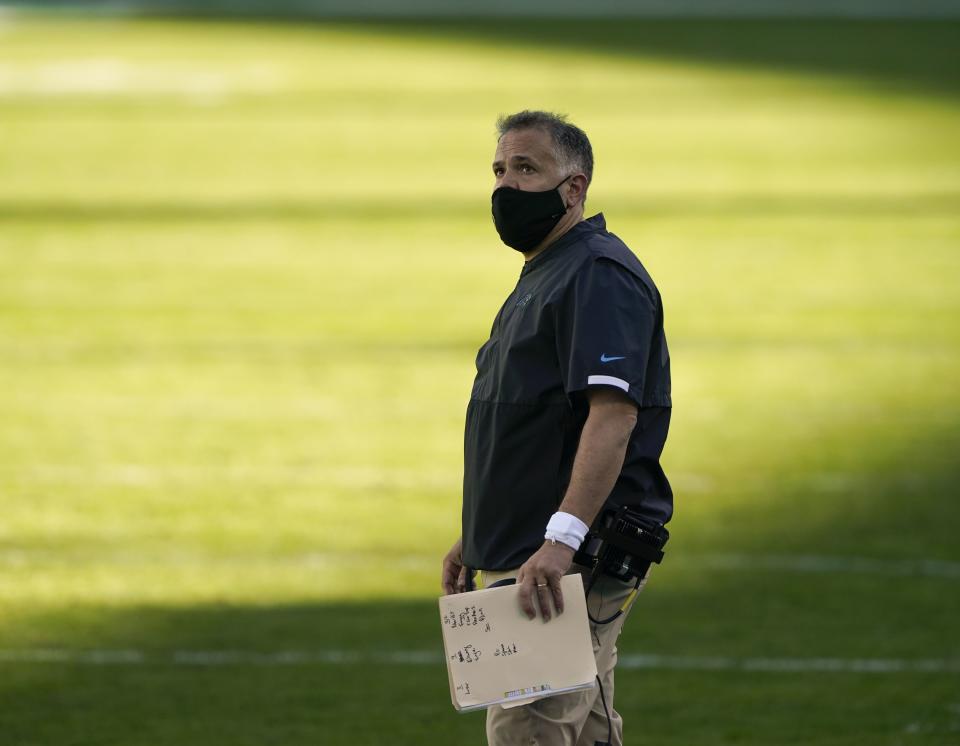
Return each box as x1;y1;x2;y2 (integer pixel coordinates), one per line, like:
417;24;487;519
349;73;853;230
439;574;597;712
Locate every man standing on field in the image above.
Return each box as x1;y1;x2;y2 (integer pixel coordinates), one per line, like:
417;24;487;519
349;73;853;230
441;110;673;746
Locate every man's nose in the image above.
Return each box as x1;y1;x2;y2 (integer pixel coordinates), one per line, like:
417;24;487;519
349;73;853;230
496;173;521;190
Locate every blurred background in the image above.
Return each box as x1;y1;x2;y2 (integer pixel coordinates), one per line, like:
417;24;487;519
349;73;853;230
1;1;958;744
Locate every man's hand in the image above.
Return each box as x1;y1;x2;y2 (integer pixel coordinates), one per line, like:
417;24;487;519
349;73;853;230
516;541;575;621
441;537;474;595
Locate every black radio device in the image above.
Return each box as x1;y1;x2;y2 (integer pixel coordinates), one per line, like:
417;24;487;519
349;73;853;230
573;505;669;583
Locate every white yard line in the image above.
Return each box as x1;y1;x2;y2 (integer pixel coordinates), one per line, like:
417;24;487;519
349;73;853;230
617;655;960;673
1;648;958;673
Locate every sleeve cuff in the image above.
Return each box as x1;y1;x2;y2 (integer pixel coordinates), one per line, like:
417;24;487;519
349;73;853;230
586;374;629;393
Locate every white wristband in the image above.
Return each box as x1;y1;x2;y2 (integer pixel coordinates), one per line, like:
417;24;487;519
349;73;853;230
544;511;590;551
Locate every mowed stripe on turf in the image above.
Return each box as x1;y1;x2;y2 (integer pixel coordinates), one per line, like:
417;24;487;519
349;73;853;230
2;550;957;579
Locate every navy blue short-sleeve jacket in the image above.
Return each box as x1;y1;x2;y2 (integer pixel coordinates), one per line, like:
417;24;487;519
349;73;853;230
462;213;673;571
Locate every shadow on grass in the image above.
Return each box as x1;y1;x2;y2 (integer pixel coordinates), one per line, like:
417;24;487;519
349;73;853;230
331;18;960;101
10;7;960;98
2;192;958;224
0;565;957;746
1;420;959;744
50;10;960;102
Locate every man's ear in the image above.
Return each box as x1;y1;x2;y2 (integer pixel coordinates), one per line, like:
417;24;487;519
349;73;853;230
566;173;588;207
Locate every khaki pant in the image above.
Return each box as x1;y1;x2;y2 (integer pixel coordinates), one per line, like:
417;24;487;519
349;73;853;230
480;563;649;746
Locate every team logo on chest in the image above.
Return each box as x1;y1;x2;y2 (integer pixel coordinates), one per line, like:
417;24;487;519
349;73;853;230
514;292;533;309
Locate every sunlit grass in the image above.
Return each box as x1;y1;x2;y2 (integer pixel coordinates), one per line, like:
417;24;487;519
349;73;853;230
0;14;958;745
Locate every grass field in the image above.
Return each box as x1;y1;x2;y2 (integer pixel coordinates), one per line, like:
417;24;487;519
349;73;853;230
1;13;959;745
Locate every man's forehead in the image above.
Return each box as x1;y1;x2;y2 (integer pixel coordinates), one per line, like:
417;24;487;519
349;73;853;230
494;127;555;164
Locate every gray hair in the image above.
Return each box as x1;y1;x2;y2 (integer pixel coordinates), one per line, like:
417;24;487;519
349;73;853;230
496;110;594;193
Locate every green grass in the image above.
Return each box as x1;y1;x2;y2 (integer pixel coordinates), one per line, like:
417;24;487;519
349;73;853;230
1;14;959;746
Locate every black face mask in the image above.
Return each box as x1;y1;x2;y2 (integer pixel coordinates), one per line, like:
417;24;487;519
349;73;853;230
491;176;571;253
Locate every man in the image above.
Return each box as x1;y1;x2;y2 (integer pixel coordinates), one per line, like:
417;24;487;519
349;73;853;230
441;110;673;746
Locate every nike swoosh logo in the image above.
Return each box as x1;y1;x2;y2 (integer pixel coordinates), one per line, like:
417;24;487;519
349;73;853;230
600;354;626;363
